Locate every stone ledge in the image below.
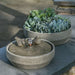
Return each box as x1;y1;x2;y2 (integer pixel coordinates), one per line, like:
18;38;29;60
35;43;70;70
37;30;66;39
56;7;75;14
53;0;75;6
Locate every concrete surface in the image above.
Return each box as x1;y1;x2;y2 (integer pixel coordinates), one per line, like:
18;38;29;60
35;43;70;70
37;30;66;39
0;3;27;47
0;60;27;75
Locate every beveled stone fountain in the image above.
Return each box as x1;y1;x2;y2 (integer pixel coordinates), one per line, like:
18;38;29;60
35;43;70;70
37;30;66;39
6;36;55;69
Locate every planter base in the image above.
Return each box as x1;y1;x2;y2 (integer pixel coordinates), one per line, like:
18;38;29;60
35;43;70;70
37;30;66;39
52;38;70;45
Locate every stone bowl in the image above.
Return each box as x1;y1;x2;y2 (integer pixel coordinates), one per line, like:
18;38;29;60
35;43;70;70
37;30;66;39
24;27;71;45
6;39;55;69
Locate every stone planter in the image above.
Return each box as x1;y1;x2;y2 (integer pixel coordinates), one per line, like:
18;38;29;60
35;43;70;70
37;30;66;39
24;27;71;45
6;39;55;69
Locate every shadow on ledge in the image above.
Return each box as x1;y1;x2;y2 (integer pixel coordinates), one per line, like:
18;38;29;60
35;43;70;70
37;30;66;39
0;4;27;47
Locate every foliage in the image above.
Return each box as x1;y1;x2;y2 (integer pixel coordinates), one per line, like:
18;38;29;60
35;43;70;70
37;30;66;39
24;8;71;33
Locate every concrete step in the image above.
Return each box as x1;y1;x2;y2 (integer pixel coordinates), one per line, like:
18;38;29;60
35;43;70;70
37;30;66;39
0;25;24;47
56;6;75;14
0;0;54;14
54;0;75;6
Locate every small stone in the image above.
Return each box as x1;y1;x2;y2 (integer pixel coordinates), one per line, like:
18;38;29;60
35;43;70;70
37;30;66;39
68;66;75;75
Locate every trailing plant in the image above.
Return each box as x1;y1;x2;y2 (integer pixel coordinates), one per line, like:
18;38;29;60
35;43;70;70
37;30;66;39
24;8;71;33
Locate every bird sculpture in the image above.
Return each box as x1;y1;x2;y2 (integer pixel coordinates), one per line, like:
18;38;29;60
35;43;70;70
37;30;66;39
15;36;41;47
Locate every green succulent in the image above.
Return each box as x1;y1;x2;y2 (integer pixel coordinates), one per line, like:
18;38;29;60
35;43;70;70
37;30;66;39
24;8;71;33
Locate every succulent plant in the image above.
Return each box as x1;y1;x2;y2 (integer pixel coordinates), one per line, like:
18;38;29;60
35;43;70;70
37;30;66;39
48;15;71;33
24;8;71;33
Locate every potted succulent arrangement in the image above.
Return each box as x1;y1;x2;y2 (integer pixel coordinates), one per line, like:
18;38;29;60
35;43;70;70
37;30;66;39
23;8;71;45
6;36;55;69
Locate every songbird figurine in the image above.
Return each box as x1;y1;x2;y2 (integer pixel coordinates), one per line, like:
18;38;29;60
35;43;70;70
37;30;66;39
15;36;41;47
27;38;33;46
15;37;25;47
32;36;41;45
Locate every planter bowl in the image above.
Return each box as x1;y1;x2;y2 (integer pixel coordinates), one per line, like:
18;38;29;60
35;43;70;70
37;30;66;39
6;39;55;69
24;27;71;45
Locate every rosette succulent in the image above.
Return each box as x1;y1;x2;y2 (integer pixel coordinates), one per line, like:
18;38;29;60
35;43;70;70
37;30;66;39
24;8;71;33
49;15;71;33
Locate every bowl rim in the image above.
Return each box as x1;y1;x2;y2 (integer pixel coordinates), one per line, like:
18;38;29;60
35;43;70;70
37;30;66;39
6;39;55;58
23;26;71;34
